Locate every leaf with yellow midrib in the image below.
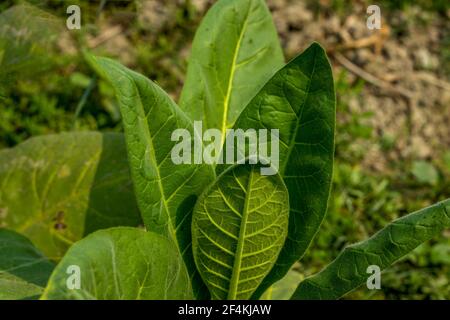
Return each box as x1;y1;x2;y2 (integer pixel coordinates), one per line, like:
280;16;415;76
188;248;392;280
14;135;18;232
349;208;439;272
192;165;289;300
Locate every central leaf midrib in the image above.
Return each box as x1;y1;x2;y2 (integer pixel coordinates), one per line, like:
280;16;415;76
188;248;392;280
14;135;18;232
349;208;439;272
220;1;252;146
135;89;175;241
280;48;318;176
108;63;178;247
227;168;253;300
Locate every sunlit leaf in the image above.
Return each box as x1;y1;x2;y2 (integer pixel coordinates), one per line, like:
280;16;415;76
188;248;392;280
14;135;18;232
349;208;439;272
0;132;142;259
42;227;192;299
179;0;284;146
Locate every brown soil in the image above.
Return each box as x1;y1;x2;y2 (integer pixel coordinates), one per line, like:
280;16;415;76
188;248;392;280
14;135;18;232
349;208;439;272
93;0;450;170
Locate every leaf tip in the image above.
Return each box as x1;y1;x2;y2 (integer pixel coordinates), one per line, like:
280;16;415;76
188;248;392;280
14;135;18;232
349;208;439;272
308;41;326;55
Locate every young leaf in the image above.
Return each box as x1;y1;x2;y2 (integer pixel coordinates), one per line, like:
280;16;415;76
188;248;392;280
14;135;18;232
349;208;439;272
0;132;141;259
222;42;335;297
42;227;192;299
0;228;54;300
411;160;439;186
291;199;450;300
260;268;303;300
192;165;289;300
88;56;215;297
179;0;284;145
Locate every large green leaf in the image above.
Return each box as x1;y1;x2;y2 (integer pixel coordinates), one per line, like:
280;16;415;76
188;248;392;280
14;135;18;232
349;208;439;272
42;227;192;299
88;56;215;297
179;0;284;145
0;228;54;300
222;42;335;297
0;132;141;259
291;199;450;299
192;165;289;300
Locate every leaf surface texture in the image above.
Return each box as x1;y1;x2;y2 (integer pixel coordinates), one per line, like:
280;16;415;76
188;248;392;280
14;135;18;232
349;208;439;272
0;132;141;259
291;199;450;299
42;227;192;299
192;165;289;299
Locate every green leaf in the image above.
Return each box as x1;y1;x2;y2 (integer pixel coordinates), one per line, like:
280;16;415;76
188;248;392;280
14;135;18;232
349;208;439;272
260;268;303;300
0;132;141;259
223;42;335;297
411;160;439;186
192;165;289;300
87;56;215;297
0;228;54;300
42;227;192;299
0;4;63;89
430;243;450;265
291;198;450;300
179;0;284;145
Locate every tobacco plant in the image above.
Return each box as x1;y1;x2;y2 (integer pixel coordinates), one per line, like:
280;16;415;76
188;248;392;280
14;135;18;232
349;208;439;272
0;0;449;300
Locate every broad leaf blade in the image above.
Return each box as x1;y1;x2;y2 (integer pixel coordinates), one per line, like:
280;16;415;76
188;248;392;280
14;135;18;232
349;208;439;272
225;42;335;297
179;0;284;145
291;199;450;299
192;165;289;300
88;56;215;297
0;228;54;300
42;227;192;299
0;132;141;259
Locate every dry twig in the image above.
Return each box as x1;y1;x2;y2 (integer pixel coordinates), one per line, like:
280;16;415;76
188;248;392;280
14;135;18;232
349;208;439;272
333;52;414;99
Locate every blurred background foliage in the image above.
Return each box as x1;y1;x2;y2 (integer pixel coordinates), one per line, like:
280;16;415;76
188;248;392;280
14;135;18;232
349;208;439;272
0;0;449;299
